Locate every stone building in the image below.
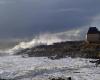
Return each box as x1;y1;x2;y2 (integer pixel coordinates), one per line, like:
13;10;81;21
87;27;100;42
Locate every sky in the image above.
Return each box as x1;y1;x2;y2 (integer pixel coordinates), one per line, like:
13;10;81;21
0;0;100;39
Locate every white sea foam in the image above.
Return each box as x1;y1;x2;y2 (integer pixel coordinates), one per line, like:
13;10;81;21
0;55;98;80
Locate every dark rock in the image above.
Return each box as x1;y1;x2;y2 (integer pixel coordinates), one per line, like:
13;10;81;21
67;77;72;80
90;59;100;67
15;41;100;59
49;77;65;80
49;77;72;80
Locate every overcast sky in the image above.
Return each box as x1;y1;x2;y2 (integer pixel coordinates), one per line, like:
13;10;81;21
0;0;100;39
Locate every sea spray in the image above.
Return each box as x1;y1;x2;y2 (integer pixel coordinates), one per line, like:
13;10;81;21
7;33;62;54
6;28;84;54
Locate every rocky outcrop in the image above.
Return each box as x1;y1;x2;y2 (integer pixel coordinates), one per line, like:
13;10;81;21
15;41;100;59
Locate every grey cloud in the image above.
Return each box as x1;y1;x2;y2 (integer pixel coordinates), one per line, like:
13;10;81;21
0;0;99;38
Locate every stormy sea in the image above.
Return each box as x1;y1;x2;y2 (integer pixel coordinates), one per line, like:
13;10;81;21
0;34;99;80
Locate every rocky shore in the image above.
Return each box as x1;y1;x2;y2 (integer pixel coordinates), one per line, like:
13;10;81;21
15;41;100;59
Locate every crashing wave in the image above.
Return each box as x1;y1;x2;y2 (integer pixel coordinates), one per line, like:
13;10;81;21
5;28;87;54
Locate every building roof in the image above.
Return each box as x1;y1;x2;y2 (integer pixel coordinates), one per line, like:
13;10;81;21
87;27;100;34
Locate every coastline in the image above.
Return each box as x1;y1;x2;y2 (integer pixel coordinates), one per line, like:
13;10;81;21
16;40;100;59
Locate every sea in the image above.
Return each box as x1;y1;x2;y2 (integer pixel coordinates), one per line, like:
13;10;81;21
0;35;99;80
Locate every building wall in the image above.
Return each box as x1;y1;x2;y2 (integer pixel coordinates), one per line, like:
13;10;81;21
87;34;100;42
